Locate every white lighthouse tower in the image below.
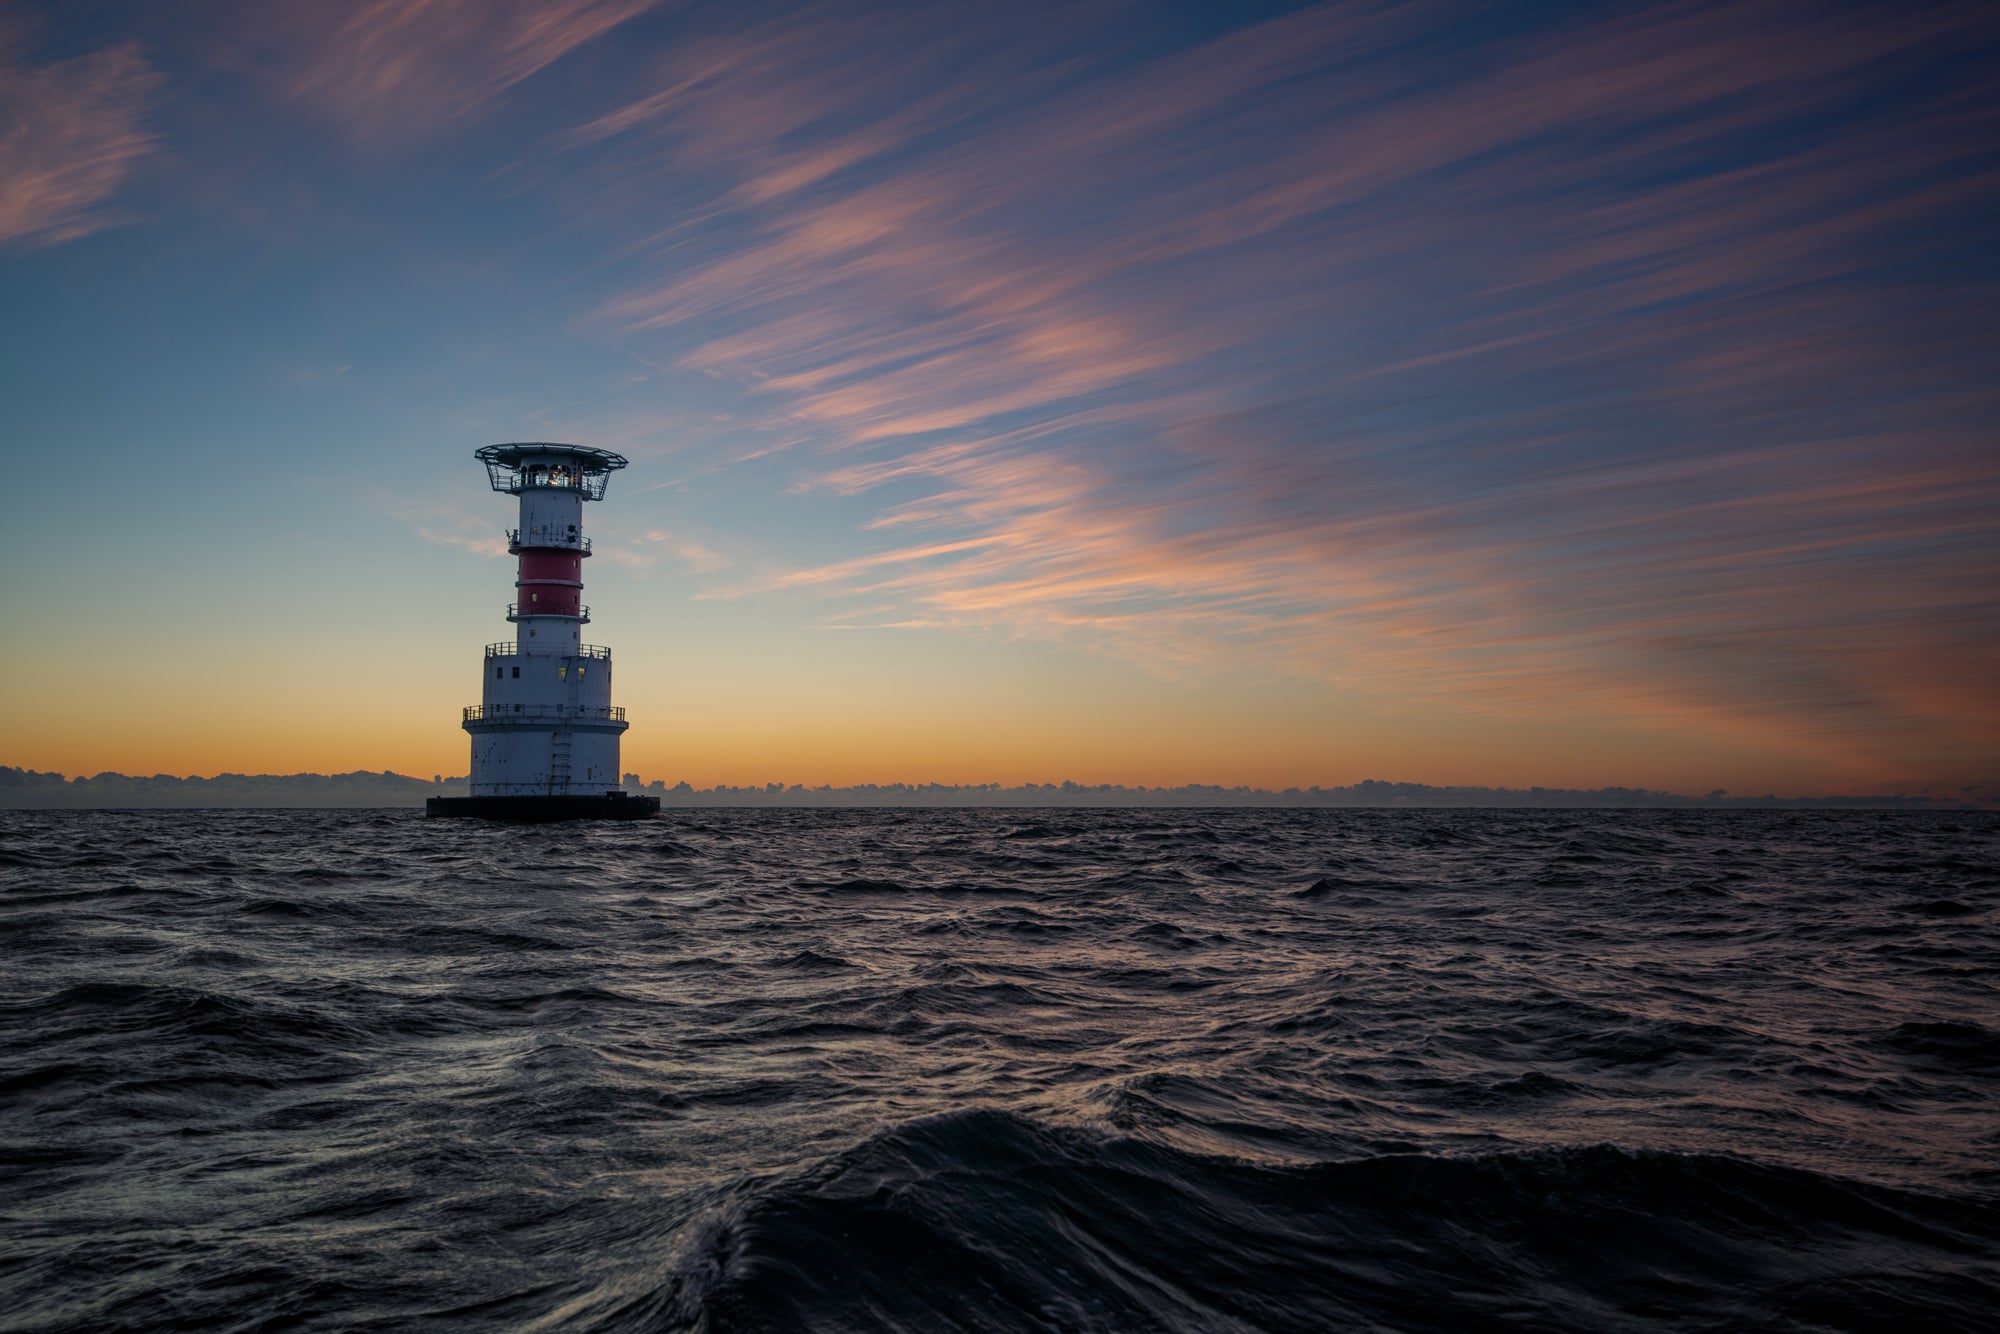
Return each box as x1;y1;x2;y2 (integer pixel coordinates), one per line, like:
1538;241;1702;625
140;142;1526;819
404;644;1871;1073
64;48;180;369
427;443;659;821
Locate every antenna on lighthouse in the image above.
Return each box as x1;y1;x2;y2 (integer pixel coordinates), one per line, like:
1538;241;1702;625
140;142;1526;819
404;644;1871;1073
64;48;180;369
427;444;659;821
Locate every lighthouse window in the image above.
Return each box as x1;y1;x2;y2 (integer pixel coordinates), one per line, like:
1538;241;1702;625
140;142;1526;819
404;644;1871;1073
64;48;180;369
495;666;502;679
511;666;519;679
558;665;568;680
577;665;587;680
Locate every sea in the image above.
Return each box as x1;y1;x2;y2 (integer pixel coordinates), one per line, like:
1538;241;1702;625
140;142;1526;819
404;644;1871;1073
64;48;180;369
2;807;1996;1332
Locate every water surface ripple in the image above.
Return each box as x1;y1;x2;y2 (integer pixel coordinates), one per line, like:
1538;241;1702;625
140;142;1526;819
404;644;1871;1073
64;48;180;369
2;808;1996;1331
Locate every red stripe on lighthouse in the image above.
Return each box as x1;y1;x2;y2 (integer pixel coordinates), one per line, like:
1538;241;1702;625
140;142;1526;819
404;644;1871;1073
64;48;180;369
517;549;584;614
517;551;583;583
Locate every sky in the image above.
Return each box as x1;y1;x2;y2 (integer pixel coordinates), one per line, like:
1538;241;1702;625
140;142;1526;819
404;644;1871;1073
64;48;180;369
0;0;1995;797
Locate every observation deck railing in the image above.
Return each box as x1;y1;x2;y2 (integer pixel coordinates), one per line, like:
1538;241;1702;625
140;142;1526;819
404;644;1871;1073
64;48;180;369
506;528;591;553
507;603;590;622
463;704;626;725
485;642;610;660
477;445;624;501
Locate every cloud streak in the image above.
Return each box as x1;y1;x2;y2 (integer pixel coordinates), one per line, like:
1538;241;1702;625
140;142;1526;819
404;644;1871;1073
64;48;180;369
0;37;160;246
239;0;659;147
570;0;1999;787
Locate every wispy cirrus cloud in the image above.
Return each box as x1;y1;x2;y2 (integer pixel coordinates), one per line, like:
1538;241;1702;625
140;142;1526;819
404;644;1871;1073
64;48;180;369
575;0;1998;785
0;37;161;246
235;0;659;147
415;528;511;559
593;527;733;574
780;417;1998;780
591;0;1995;443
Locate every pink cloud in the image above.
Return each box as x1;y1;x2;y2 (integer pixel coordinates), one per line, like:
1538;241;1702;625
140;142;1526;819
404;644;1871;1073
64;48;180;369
239;0;658;146
0;39;160;246
581;1;1998;786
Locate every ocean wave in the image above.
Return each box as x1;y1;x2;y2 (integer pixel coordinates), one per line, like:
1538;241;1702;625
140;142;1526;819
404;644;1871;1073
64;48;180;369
3;806;1995;1331
645;1109;2000;1333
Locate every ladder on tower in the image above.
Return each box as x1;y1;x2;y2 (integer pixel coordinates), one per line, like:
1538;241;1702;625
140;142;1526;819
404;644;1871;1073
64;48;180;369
549;729;573;795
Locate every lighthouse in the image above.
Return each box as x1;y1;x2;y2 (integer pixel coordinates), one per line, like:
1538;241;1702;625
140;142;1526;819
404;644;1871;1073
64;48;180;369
426;443;660;821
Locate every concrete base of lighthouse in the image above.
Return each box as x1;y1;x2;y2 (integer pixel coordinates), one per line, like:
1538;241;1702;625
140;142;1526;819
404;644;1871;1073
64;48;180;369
427;792;660;822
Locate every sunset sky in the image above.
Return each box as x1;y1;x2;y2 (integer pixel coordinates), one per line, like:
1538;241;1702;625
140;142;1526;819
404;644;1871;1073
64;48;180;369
1;0;1995;796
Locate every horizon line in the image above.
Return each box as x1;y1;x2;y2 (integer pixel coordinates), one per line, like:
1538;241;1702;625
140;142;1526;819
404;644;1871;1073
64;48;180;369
2;766;1991;811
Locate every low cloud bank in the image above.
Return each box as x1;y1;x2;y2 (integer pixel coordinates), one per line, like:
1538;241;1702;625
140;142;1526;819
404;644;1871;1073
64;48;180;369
2;767;1986;810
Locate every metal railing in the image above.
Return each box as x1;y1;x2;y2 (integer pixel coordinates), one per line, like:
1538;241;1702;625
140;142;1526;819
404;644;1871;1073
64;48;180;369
506;603;589;621
463;704;626;724
477;448;622;501
485;642;610;659
506;528;591;553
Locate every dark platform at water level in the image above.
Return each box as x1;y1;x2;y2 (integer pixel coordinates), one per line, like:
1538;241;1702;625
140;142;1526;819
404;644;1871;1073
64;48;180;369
426;793;660;822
